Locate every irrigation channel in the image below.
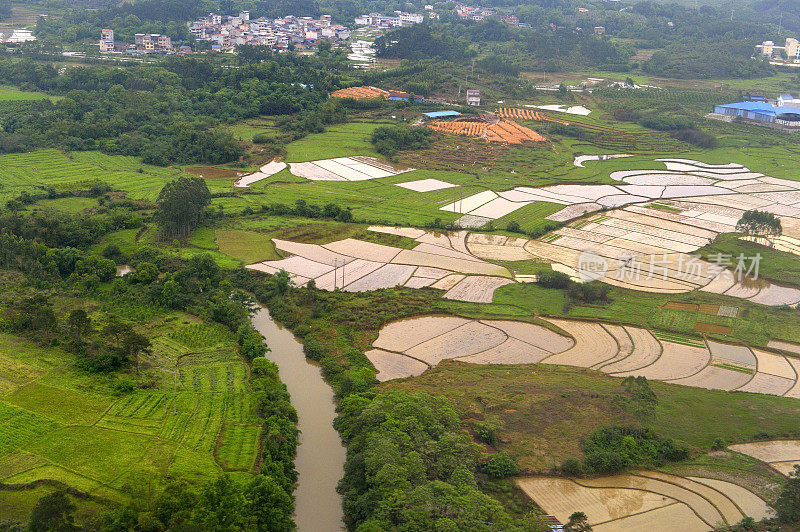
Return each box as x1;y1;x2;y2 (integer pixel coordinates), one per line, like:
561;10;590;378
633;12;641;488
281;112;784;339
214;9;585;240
251;308;346;531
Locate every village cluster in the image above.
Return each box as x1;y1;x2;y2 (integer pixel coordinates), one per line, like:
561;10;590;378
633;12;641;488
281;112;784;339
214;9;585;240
93;2;525;56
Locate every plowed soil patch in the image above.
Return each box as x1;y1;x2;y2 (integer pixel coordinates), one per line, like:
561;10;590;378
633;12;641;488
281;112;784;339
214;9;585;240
663;302;698;312
694;322;732;335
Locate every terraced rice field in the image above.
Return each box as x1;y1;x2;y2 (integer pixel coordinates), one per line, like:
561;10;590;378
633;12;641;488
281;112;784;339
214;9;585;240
729;440;800;476
288;156;412;181
366;314;800;398
246;228;513;302
0;149;233;203
434;158;800;305
517;470;771;531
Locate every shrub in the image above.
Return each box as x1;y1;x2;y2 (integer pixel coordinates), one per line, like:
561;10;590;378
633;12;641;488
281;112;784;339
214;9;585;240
568;282;611;304
584;451;628;474
559;457;583;476
303;338;325;361
776;465;800;523
537;270;572;289
506;221;522;233
484;452;519;478
371;125;431;157
102;244;125;264
474;418;501;446
670;128;717;148
638;115;695;131
613;108;640;122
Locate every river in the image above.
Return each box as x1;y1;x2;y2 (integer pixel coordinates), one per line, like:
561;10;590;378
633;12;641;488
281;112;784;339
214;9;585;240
251;308;347;532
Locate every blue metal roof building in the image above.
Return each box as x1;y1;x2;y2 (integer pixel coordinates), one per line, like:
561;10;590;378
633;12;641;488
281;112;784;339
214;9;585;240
714;101;775;122
714;101;800;126
423;111;462;118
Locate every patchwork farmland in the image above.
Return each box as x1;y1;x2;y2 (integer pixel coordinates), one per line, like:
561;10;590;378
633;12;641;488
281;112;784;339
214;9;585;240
364;314;800;402
517;471;772;531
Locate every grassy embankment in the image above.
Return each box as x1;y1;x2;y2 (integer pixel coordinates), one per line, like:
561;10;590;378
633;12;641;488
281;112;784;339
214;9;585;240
383;360;794;501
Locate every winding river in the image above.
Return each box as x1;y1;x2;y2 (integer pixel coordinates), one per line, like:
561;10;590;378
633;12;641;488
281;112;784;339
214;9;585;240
251;308;346;532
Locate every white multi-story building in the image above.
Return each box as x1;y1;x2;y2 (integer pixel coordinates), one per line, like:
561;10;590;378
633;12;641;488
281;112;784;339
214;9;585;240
400;12;424;25
356;12;420;27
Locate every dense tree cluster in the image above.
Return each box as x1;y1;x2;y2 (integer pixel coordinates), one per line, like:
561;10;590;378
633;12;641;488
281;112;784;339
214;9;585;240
736;209;783;243
370;125;432;157
645;48;774;79
155;177;212;240
336;391;547;530
581;426;689;474
0;53;349;163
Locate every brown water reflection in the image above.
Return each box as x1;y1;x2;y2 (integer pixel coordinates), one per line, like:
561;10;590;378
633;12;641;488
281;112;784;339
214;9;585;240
251;308;346;532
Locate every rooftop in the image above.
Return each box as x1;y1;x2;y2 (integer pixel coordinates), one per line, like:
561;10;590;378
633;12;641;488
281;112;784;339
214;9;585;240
423;111;462;118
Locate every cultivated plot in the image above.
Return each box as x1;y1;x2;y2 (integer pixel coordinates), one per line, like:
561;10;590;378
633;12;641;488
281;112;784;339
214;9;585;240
288;156;413;181
233;161;287;187
729;440;800;476
246;229;512;302
517;470;770;531
367;315;800;398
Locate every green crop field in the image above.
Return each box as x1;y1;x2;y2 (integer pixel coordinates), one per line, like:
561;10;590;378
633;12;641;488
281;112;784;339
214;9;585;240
224;117;281;142
0;309;261;523
285;121;383;162
0;85;53;102
0;149;231;204
215;229;281;264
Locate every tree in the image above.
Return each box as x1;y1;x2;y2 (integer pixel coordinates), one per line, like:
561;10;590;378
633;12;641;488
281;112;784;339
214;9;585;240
4;295;57;338
67;309;92;343
28;490;77;532
776;464;800;522
103;315;129;350
191;475;247;530
134;261;159;284
736;209;782;246
273;269;294;295
120;328;151;375
243;475;294;532
566;511;592;531
155;177;211;240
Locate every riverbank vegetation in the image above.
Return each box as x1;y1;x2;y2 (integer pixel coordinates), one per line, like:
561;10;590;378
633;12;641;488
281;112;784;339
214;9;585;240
0;178;299;528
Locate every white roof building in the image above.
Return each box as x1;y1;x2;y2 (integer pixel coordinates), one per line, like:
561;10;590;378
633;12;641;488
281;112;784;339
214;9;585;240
5;29;36;43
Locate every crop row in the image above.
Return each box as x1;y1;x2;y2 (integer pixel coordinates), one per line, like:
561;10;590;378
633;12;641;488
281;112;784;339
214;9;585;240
0;403;59;454
169;323;235;350
215;423;261;471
